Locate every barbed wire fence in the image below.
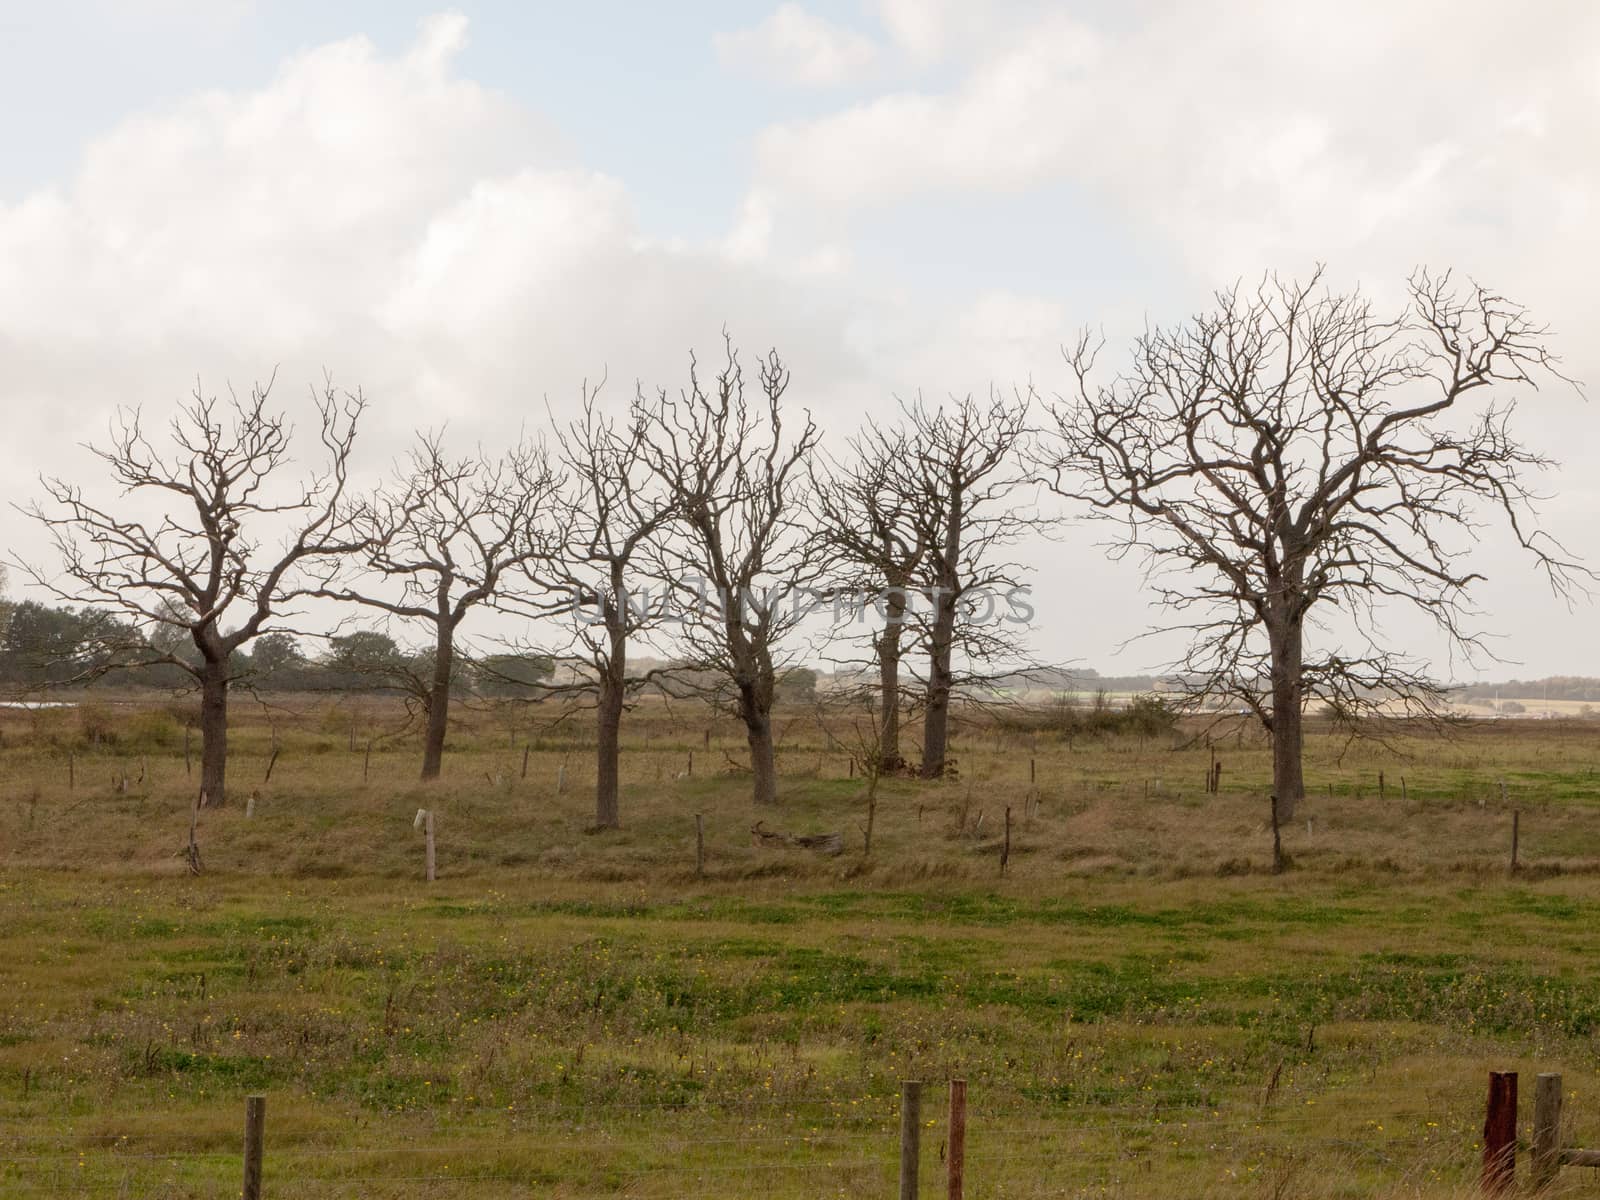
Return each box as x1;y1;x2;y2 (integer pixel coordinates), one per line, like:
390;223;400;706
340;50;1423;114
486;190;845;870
0;1078;1523;1198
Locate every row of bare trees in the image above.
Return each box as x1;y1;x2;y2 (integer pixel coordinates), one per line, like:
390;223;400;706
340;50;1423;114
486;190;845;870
13;270;1586;827
13;343;1037;821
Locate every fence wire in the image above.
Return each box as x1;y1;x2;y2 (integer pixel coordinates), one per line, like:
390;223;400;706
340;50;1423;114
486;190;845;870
0;1095;1492;1198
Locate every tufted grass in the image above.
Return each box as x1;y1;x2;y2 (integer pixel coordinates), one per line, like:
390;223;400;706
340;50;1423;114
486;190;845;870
1;697;1598;1196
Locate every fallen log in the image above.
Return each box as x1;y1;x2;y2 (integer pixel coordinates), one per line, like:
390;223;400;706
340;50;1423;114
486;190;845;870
751;820;844;857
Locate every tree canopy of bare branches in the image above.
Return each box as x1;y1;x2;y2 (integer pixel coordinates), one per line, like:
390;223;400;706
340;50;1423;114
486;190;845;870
640;341;821;806
17;378;365;805
809;420;929;772
525;382;681;828
899;392;1038;779
1040;269;1586;818
315;429;558;780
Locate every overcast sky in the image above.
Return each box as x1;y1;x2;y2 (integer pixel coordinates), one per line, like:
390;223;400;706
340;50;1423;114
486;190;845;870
2;1;1596;680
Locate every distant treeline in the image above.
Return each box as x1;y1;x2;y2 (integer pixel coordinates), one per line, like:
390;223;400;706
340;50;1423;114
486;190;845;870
11;592;1592;709
1053;668;1168;693
1452;677;1600;703
1041;670;1600;706
0;598;830;705
0;598;553;696
989;667;1169;693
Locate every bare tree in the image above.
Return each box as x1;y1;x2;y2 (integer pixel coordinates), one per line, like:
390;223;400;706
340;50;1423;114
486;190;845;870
1041;269;1586;819
525;384;680;829
640;342;821;807
317;430;558;780
809;420;928;773
900;393;1036;779
809;688;894;856
18;378;364;805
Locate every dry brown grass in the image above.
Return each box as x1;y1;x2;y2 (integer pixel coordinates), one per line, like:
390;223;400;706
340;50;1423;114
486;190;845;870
1;694;1598;1197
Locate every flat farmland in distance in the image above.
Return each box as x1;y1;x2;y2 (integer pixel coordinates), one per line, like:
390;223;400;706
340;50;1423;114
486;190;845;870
2;697;1599;1198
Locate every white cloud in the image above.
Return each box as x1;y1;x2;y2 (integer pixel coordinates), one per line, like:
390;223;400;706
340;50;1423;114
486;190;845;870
0;12;951;658
3;5;1594;674
381;168;637;344
873;0;1056;68
755;0;1600;293
749;0;1600;671
714;4;879;87
0;15;882;450
0;17;549;353
755;14;1100;207
874;0;958;65
722;189;775;262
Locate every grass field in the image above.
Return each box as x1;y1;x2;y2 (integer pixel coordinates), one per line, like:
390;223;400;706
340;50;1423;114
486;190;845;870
2;696;1599;1197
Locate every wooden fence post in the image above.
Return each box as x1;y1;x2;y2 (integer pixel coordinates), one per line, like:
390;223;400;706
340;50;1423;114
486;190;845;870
242;1094;265;1200
947;1079;966;1200
364;739;373;781
1532;1072;1563;1191
1483;1070;1518;1194
186;792;205;875
687;750;694;778
1000;806;1011;875
899;1080;922;1200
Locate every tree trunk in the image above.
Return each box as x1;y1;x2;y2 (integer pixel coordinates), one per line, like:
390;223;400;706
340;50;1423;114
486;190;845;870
739;680;779;806
594;665;623;829
876;588;906;772
921;582;957;779
199;656;229;806
420;625;454;781
1269;619;1306;821
922;481;964;781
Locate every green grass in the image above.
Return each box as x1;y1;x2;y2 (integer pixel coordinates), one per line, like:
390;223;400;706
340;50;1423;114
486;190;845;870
2;698;1600;1196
